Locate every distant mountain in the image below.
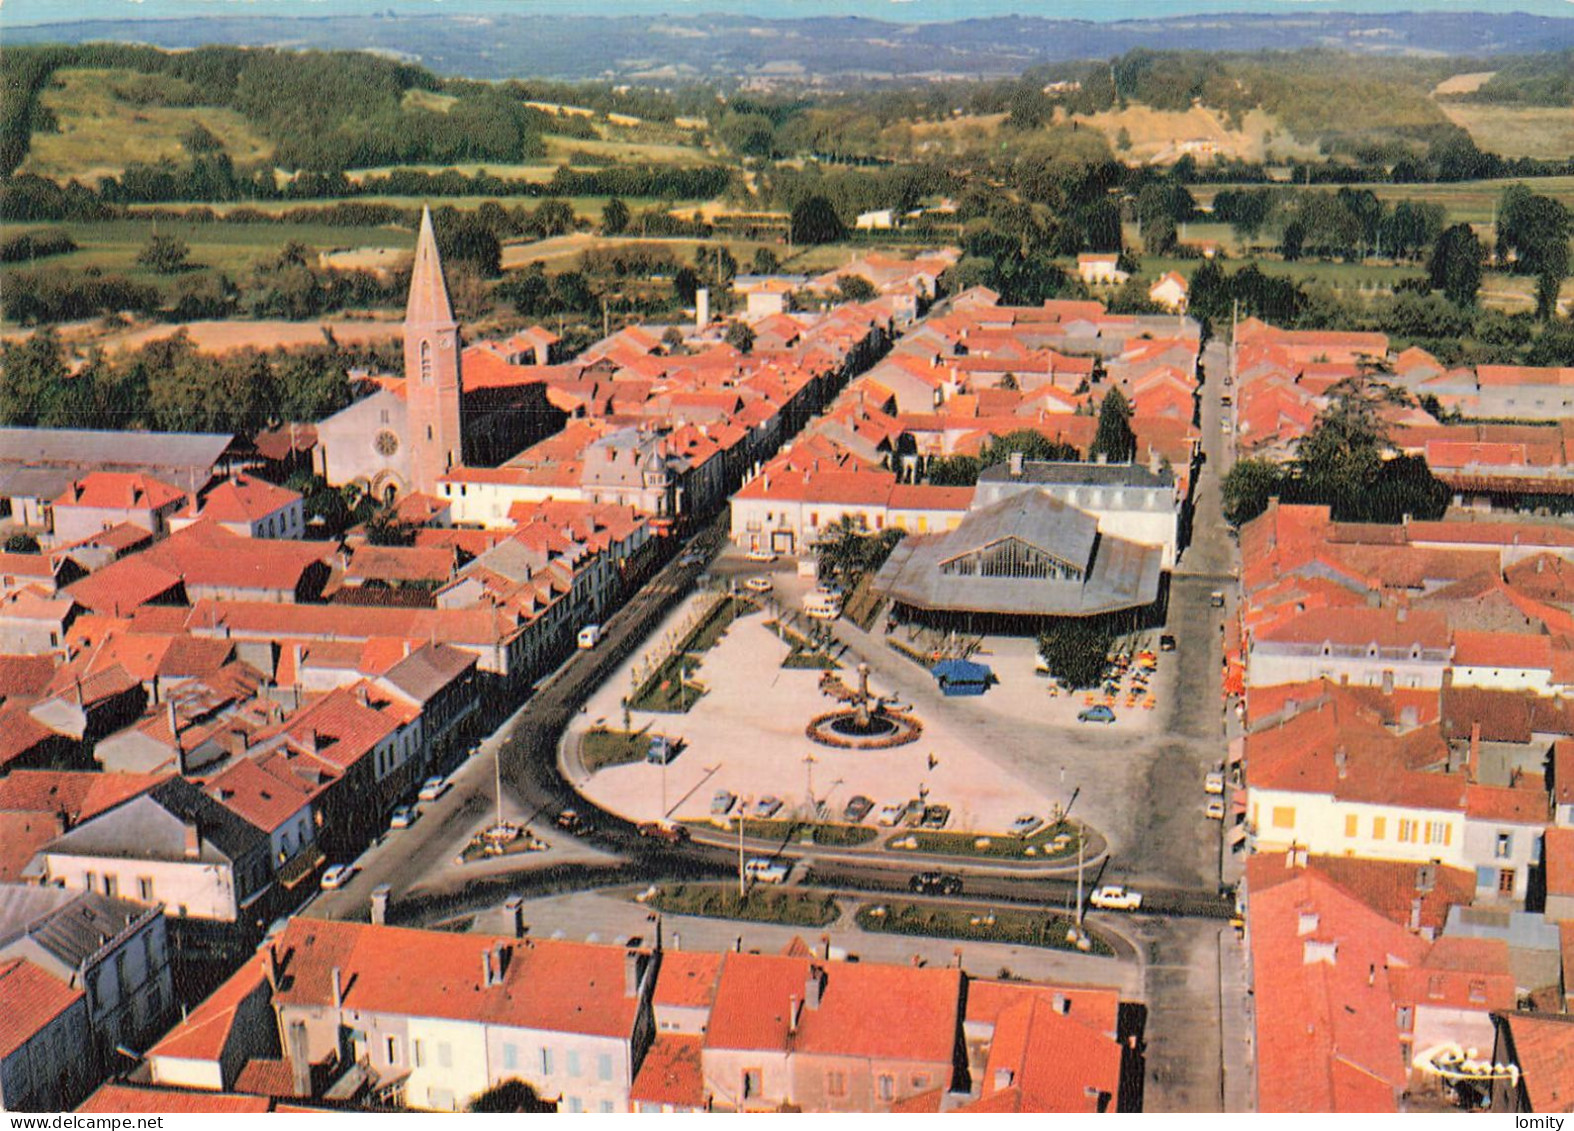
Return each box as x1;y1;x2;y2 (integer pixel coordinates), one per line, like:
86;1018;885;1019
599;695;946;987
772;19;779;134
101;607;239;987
7;10;1574;83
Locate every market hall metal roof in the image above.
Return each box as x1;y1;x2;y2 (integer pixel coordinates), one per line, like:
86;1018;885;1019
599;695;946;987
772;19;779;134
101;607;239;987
873;491;1163;617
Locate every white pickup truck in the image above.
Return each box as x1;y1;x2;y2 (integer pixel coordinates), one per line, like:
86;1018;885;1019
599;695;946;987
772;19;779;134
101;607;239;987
1089;885;1143;911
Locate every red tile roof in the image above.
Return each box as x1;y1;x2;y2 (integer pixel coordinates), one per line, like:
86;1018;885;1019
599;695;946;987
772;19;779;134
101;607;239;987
1546;827;1574;899
147;953;269;1063
53;472;187;513
652;950;723;1010
629;1033;704;1109
1246;861;1423;1112
195;475;301;524
77;1084;272;1114
1499;1013;1574;1114
205;756;316;833
0;957;82;1060
271;919;645;1039
1245;852;1472;933
704;952;961;1065
979;995;1123;1112
0;768;167;822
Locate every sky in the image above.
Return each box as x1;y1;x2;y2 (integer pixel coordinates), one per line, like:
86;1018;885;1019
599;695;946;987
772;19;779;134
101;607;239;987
5;0;1573;24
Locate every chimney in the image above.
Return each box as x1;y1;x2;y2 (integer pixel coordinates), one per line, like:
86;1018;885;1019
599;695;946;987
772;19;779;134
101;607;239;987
1409;897;1423;931
263;944;279;991
513;902;526;939
1468;722;1481;783
624;950;641;997
1009;451;1024;478
1396;606;1407;623
481;948;495;987
805;965;825;1009
696;288;710;332
370;887;389;927
789;994;800;1034
993;1068;1014;1091
1052;993;1070;1014
1334;746;1348;779
1416;863;1436;894
183;820;201;859
330;966;343;1009
1537;556;1545;574
286;1020;312;1099
820;934;832;961
1400;705;1418;730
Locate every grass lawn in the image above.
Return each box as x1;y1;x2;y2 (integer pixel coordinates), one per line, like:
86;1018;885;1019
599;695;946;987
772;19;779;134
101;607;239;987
628;595;757;713
580;727;663;773
21;68;274;186
695;817;878;848
882;821;1084;861
855;900;1113;956
647;883;841;928
1436;103;1574;163
544;135;709;166
766;620;841;670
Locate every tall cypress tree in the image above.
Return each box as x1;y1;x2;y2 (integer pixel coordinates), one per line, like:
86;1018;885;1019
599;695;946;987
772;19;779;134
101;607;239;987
1091;387;1136;464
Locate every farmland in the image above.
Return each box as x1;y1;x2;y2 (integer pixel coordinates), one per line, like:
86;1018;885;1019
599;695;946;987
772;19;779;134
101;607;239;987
20;68;275;186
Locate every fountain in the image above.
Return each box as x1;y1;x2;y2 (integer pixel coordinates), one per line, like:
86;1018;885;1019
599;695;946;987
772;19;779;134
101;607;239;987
806;662;923;749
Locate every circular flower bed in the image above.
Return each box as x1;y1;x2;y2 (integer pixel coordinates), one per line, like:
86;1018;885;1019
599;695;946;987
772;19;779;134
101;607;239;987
805;709;923;749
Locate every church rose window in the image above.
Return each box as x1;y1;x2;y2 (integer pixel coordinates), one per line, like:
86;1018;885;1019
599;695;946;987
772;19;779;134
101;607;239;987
374;430;400;457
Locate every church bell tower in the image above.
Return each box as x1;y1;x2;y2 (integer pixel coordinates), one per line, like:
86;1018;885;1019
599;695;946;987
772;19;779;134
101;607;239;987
405;206;464;496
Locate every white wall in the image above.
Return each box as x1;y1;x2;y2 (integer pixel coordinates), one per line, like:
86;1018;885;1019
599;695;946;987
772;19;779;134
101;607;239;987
42;854;238;922
1247;788;1465;867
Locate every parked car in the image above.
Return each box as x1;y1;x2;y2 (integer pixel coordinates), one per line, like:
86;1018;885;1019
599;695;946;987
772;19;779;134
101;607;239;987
745;548;778;563
677;551;705;567
921;804;951;830
842;795;875;823
321;864;358;890
1210;591;1226;608
1223;375;1233;387
745;858;792;884
556;809;593;835
1206;798;1226;821
901;799;926;826
577;624;603;649
877;801;905;827
1078;705;1117;724
909;872;963;896
710;790;737;817
1010;813;1043;837
389;805;419;830
646;735;675;764
1204;771;1226;795
744;575;773;593
754;796;784;820
1089;885;1143;911
417;776;449;802
637;821;691;843
1159;634;1177;652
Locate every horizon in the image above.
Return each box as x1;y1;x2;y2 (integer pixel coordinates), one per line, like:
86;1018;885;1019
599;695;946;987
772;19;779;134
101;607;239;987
5;0;1573;27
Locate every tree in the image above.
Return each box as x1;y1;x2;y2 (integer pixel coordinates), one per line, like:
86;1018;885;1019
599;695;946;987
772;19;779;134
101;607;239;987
926;455;981;486
601;196;630;236
1090;387;1136;464
136;233;191;274
724;320;754;354
1035;620;1114;690
4;532;40;553
816;516;904;584
363;505;417;547
833;274;877;303
750;247;780;275
468;1081;557;1113
1498;184;1571;281
1427;223;1482;307
1294;374;1403;506
978;429;1079;468
790;195;845;246
1536;271;1563;322
532;198;576;237
1221;457;1289;527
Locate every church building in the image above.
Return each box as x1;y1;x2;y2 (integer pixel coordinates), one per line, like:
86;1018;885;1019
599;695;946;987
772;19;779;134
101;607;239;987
314;208;559;502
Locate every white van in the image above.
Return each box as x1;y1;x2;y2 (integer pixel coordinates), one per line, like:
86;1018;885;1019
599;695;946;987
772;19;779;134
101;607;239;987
803;590;842;621
744;858;792;884
577;624;602;649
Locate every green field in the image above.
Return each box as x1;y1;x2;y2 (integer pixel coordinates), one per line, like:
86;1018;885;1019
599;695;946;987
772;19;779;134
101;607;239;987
1191;176;1574;228
21;68;275;186
12;218;410;282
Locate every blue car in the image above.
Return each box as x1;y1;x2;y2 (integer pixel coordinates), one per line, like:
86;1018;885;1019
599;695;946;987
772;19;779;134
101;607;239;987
1078;705;1117;724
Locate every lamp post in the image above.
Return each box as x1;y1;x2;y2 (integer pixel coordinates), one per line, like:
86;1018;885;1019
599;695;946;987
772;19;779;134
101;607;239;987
737;797;750;899
803;752;818;820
